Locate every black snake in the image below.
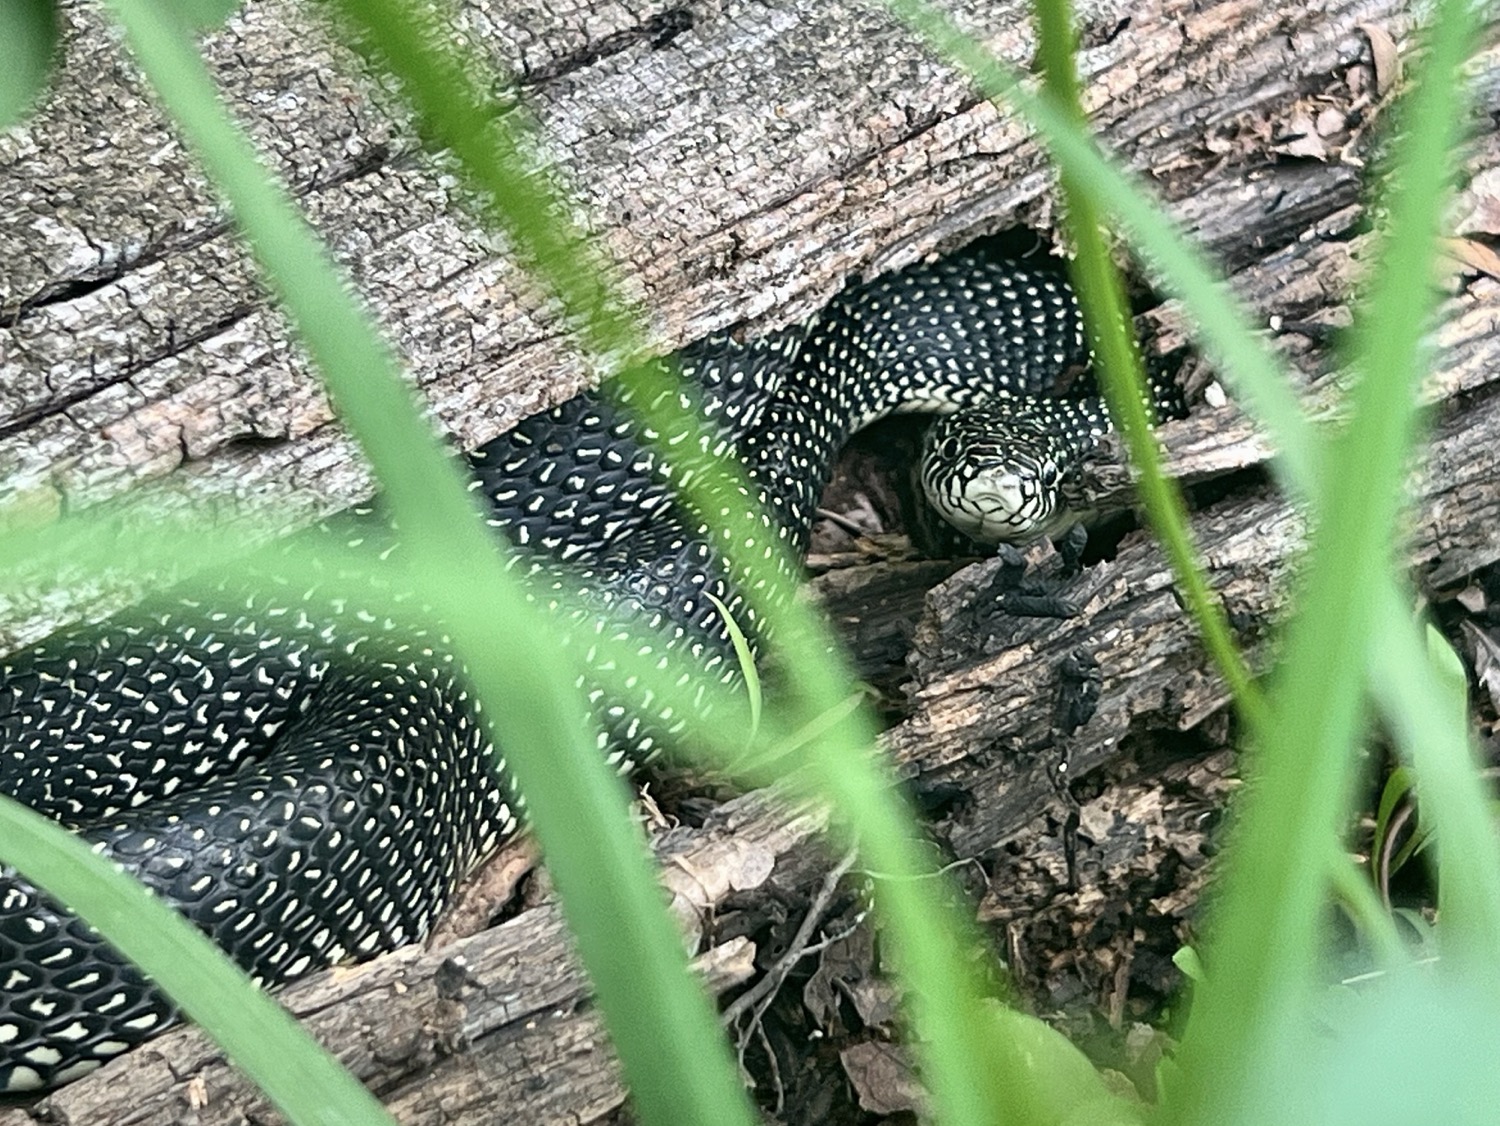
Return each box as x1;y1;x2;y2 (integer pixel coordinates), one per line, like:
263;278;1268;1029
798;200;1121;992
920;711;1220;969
0;243;1184;1091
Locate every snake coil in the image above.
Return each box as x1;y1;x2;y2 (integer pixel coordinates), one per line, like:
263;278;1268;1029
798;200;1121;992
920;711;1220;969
0;244;1184;1090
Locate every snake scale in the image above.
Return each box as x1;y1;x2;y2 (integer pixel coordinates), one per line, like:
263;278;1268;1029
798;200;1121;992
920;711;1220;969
0;242;1184;1091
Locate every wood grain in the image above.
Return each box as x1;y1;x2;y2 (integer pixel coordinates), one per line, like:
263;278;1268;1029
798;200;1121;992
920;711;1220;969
3;0;1497;1120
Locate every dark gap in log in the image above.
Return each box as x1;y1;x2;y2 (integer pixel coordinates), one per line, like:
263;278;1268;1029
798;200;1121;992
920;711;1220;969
517;6;699;87
3;270;124;327
6;3;1500;1121
1073;509;1146;565
1182;462;1277;519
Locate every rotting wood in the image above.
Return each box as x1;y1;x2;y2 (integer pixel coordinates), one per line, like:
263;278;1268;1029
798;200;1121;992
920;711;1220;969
0;793;826;1126
3;0;1500;1122
884;381;1500;861
1;0;1427;647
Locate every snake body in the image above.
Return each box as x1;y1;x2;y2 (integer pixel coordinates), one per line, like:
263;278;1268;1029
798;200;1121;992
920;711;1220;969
0;245;1180;1091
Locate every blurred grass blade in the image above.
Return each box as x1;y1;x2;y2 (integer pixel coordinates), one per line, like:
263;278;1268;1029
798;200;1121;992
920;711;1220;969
1032;0;1263;728
165;0;243;31
314;3;1034;1124
1371;613;1500;972
1326;847;1407;969
981;1001;1146;1125
0;0;59;130
0;797;398;1125
1162;3;1482;1122
883;0;1322;505
96;2;759;1124
0;511;777;801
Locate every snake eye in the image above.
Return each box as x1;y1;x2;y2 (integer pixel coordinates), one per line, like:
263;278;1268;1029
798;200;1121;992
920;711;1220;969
938;436;962;462
1040;460;1061;487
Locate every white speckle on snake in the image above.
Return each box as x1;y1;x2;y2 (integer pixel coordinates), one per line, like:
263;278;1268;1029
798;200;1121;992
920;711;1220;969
0;243;1184;1090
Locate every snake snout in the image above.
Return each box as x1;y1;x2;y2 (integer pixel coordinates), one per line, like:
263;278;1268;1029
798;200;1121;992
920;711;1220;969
919;410;1065;546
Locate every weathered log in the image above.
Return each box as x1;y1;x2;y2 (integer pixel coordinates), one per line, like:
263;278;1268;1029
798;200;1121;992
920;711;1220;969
1;0;1432;644
880;188;1500;859
0;792;827;1126
3;0;1499;1122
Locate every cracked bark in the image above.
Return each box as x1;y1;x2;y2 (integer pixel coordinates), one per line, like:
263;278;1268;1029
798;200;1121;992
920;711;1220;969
2;0;1499;1122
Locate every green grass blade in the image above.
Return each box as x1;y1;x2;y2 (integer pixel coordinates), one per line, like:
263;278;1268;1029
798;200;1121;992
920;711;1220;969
1160;4;1482;1121
883;0;1321;507
408;560;762;1126
1371;610;1500;973
1032;0;1263;729
1372;764;1416;864
310;4;1041;1123
0;796;398;1124
90;4;760;1124
0;0;58;130
707;591;762;737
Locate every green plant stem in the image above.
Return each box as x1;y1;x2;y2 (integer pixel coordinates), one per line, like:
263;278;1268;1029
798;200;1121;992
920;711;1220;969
1032;0;1264;731
1372;609;1500;975
316;5;1030;1123
1161;4;1482;1122
97;3;758;1124
0;796;396;1126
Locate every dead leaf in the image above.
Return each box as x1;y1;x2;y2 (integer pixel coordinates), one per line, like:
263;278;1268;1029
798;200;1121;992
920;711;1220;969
1456;584;1488;614
1461;620;1500;716
1273;111;1328;161
840;1040;925;1115
803;927;881;1035
844;976;903;1030
1453;167;1500;238
1314;106;1347;137
1360;23;1401;95
1442;237;1500;282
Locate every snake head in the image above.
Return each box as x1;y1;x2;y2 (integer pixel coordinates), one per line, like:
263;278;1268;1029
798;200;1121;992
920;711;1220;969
918;404;1096;546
